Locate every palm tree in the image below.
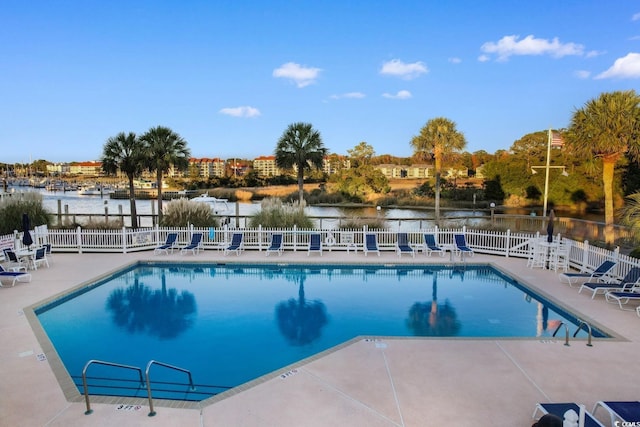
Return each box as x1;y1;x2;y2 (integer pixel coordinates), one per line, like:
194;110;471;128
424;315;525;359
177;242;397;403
410;117;467;221
567;90;640;245
140;126;190;223
101;132;147;228
275;122;327;203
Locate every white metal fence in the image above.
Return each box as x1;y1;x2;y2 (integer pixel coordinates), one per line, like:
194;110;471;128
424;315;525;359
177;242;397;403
2;224;638;282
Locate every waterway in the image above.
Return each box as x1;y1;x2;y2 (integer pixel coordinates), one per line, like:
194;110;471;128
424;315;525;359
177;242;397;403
6;187;604;230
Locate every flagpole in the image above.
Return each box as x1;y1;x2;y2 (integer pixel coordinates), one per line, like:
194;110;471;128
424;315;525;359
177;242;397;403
543;128;552;218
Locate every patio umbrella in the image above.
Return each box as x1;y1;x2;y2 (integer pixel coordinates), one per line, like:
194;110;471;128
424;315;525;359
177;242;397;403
546;209;555;243
21;213;33;248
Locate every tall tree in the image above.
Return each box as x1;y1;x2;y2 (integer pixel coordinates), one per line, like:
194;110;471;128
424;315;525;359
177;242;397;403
567;90;640;245
275;122;327;203
347;141;375;167
410;117;467;220
101;132;147;228
140;126;190;223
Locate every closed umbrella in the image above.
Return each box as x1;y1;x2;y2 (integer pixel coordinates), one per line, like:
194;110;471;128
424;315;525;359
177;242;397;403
546;209;555;243
22;213;33;248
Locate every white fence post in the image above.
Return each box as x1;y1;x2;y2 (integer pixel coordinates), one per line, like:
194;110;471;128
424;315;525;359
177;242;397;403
76;226;83;254
122;227;127;254
505;229;511;258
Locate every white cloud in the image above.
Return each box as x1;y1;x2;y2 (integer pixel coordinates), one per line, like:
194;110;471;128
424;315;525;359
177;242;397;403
380;59;428;79
448;57;462;64
273;62;322;88
574;70;591;79
632;12;640;21
329;92;366;100
477;54;490;62
480;35;584;61
219;106;261;118
585;50;604;58
595;52;640;79
382;90;412;99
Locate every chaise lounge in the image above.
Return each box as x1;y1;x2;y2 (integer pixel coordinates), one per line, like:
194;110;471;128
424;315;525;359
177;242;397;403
364;233;380;257
559;260;616;287
395;233;415;258
180;233;203;255
0;265;31;287
224;233;244;256
578;267;640;299
155;233;178;255
266;233;284;257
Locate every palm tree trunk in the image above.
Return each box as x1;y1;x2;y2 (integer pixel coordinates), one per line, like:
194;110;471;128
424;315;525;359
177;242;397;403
434;150;442;222
602;158;615;245
156;170;163;223
297;169;305;205
128;176;138;229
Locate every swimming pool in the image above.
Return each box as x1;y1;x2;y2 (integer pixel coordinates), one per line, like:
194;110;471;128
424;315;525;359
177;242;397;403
34;262;608;402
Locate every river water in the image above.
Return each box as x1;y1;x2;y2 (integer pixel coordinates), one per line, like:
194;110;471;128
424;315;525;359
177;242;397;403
13;188;492;230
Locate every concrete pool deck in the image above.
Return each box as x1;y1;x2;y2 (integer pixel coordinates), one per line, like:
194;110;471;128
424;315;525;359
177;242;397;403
1;249;638;426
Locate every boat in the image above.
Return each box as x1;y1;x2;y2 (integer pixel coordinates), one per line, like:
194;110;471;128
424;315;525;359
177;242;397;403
77;185;114;196
191;193;230;212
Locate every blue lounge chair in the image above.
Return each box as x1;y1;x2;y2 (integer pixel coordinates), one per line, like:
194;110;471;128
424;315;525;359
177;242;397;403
423;234;444;257
154;233;178;255
454;234;474;258
224;233;244;256
180;233;203;255
605;287;640;310
308;233;322;256
266;233;283;257
579;267;640;299
559;260;616;287
364;233;380;257
593;401;640;426
395;233;414;258
0;265;31;287
533;403;604;427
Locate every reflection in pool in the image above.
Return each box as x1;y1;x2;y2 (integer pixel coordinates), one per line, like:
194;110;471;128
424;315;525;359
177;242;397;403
34;263;607;401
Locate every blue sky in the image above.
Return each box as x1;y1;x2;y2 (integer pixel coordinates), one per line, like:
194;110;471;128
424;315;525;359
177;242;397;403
2;1;640;164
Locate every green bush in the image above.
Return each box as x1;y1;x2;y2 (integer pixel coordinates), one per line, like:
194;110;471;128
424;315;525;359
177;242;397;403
0;192;51;235
248;197;313;228
160;198;219;227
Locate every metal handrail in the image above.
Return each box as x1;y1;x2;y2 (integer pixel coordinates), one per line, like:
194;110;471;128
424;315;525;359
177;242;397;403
145;360;195;417
552;321;570;346
82;360;144;415
573;320;594;347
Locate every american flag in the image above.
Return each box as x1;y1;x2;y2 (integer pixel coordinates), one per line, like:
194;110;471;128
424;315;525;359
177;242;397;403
550;130;564;148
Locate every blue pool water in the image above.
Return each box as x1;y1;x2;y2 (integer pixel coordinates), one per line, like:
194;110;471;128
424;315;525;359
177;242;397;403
35;263;607;401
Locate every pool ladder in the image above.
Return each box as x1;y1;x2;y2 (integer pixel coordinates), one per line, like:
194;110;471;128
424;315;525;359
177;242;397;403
551;320;594;347
82;359;195;417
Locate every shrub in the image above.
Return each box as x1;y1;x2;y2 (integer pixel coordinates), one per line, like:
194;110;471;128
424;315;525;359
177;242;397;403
338;216;387;230
160;198;219;227
0;192;51;235
248;197;313;228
